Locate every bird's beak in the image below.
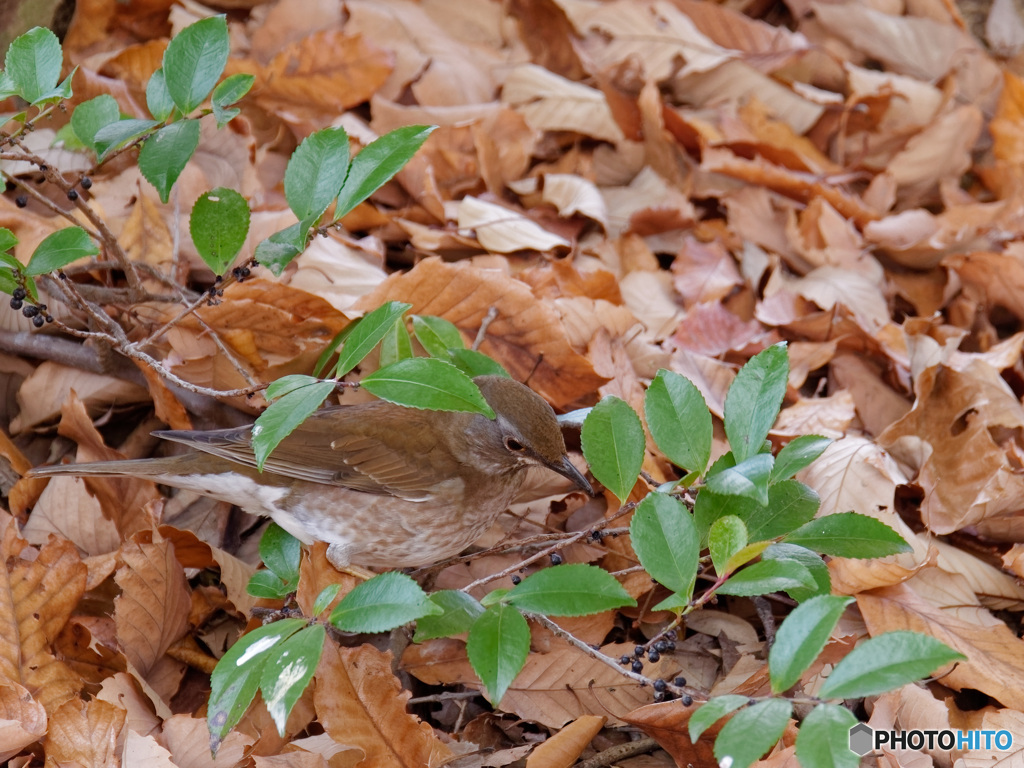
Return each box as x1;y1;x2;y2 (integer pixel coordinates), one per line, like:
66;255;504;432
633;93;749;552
551;455;594;496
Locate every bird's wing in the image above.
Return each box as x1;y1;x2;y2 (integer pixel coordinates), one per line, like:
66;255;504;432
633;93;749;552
154;403;461;500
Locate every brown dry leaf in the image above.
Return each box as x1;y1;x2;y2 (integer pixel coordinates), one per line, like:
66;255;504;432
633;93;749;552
524;715;605;768
619;699;719;768
0;682;47;763
354;258;606;406
22;475;122;556
159;713;255;768
235;31;393;126
858;583;1024;710
457;196;571;253
113;538;191;679
45;697;126;768
315;642;451;768
295;542;359;619
1;526;87;715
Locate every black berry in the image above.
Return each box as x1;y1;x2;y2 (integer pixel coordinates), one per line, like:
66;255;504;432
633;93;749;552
549;553;562;565
31;315;44;327
9;297;23;310
631;659;643;673
648;650;660;663
67;189;78;201
15;195;27;208
21;304;39;318
682;695;693;706
674;676;687;687
634;645;645;657
511;575;521;585
45;315;53;323
619;655;630;665
653;679;667;692
12;288;26;300
80;176;92;190
654;641;668;653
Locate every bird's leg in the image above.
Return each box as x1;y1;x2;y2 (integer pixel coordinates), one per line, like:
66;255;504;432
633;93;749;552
326;543;375;581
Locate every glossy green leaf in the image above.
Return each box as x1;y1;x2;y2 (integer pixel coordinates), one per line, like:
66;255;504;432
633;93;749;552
508;563;636;616
467;603;530;705
329;571;440;633
693;480;819;544
414;590;485;641
762;543;830;601
645;369;712;475
245;569;290;599
284;126;349;221
688;694;748;741
630;492;698;597
146;68;174;121
260;624;324;736
253;216;316;275
724;343;788;464
703;453;773;505
361;358;495;418
771;435;831;484
259;523;301;585
5;27;61;104
709;516;747;576
333;125;436;220
207;618;305;749
379;315;414;368
332;300;410;378
190;187;251;273
783;512;911;558
312;584;342;617
212;73;254;127
448;348;510;378
70;94;121;153
412;314;465;357
581;396;644;503
139;120;201;203
163;15;230;114
252;377;336;470
769;595;854;693
795;704;859;768
25;227;99;275
715;558;815;597
819;631;965;700
93;118;159;160
714;699;792;768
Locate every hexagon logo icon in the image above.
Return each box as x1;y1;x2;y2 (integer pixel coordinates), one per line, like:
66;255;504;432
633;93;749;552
849;723;873;756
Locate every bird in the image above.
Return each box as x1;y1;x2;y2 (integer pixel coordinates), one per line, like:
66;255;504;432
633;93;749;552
27;375;593;570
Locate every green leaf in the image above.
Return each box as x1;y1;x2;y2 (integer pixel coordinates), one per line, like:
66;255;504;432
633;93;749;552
146;68;174;122
724;541;770;574
448;348;510;378
795;704;859;768
771;435;831;484
819;631;965;700
709;516;747;576
645;369;712;475
361;358;495;418
253;216;316;275
412;314;465;357
212;73;254;127
285;126;350;221
414;590;485;641
70;94;121;153
379;315;414;368
5;27;61;104
769;595;854;694
246;569;290;599
630;492;698;597
163;15;230;114
329;571;439;632
333;125;436;220
581;396;644;503
693;480;819;544
714;699;792;768
312;584;342;617
724;343;788;464
0;228;19;253
259;523;301;585
93;118;159;160
508;563;636;616
333;300;411;378
703;453;773;505
467;603;530;704
207;618;305;749
252;377;336;470
190;187;251;273
260;624;324;736
25;227;99;275
762;543;830;601
688;694;748;740
139;120;201;203
783;512;911;558
715;558;815;597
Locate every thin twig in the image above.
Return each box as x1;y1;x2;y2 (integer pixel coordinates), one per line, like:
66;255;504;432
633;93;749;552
575;738;661;768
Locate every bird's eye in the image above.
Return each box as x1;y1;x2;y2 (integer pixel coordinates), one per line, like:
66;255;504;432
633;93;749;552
504;437;525;452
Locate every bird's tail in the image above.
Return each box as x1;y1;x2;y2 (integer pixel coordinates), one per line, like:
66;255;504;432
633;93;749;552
26;455;202;479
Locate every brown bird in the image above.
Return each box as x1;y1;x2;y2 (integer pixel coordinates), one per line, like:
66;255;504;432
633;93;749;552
28;375;592;569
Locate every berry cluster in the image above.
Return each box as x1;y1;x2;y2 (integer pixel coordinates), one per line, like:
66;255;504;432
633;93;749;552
9;288;53;327
618;632;692;703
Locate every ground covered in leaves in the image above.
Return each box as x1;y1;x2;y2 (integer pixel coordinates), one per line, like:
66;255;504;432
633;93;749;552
5;0;1024;765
